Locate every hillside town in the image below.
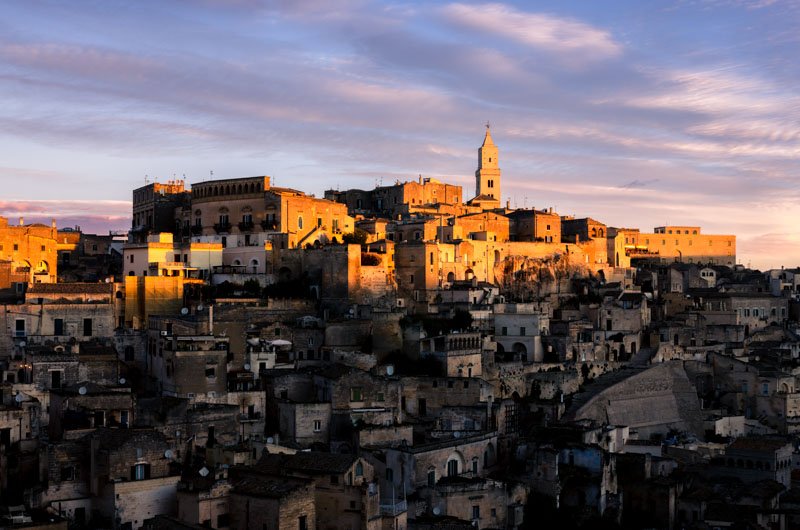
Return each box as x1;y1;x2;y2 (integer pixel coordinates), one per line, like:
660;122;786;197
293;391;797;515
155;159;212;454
2;127;799;530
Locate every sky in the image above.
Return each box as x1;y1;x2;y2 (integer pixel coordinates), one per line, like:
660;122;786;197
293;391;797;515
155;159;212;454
1;0;799;270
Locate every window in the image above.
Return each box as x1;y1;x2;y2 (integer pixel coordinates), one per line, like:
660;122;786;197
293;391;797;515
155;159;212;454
132;463;150;481
355;462;364;476
447;459;459;476
298;516;307;530
472;505;480;519
313;420;321;432
350;387;362;401
15;319;25;337
385;468;393;481
298;216;304;230
317;217;322;227
13;244;19;251
501;326;507;336
205;366;216;378
472;458;479;474
60;465;75;481
83;318;93;337
520;326;526;336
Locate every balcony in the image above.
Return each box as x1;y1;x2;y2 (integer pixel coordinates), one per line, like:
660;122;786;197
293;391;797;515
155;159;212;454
191;225;203;235
238;221;255;232
261;220;278;231
214;222;232;234
379;499;407;516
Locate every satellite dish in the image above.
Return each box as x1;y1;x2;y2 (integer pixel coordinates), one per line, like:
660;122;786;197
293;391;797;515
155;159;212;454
19;341;26;348
119;378;127;385
15;393;23;403
199;467;210;477
181;307;189;315
386;365;395;376
165;449;174;459
266;437;275;444
78;386;88;395
453;431;461;438
244;363;251;371
197;304;204;311
433;507;441;516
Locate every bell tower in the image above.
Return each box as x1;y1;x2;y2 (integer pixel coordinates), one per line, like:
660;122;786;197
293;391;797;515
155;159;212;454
475;123;500;200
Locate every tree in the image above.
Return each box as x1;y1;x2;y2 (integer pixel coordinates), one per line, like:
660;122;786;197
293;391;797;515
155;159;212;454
342;228;368;245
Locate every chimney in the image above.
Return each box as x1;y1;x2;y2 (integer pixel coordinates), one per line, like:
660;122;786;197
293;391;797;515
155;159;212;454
19;217;24;226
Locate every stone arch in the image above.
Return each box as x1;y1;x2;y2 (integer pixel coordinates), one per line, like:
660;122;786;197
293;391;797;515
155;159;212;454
591;228;597;237
237;184;243;194
232;259;242;266
512;342;527;355
465;268;474;281
446;451;465;477
447;272;455;283
250;258;259;273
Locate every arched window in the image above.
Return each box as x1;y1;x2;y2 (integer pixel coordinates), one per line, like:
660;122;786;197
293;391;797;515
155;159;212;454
355;462;363;477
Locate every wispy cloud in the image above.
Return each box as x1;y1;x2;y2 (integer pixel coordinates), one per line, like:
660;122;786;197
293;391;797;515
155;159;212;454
441;3;622;61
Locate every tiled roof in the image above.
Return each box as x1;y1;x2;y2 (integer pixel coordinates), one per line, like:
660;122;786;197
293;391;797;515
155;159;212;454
255;451;357;475
233;477;308;499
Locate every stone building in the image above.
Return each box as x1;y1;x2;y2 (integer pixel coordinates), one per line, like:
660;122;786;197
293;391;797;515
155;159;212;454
494;303;550;363
609;225;736;268
190;175;354;250
0;216;58;288
131;180;190;243
229;477;316;530
148;334;229;399
239;452;380;530
508;208;561;243
89;428;181;530
124;233;222;279
325;177;463;220
11;282;122;343
48;382;134;440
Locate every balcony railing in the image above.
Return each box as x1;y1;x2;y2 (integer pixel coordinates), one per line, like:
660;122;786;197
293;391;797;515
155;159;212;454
261;220;278;230
214;222;232;234
191;225;203;235
238;221;255;232
379;500;407;516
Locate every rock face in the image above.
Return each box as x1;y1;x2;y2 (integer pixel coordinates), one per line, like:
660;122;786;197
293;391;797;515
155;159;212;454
570;361;704;438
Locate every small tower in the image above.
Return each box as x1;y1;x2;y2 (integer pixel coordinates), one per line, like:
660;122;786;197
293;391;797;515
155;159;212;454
475;123;501;201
